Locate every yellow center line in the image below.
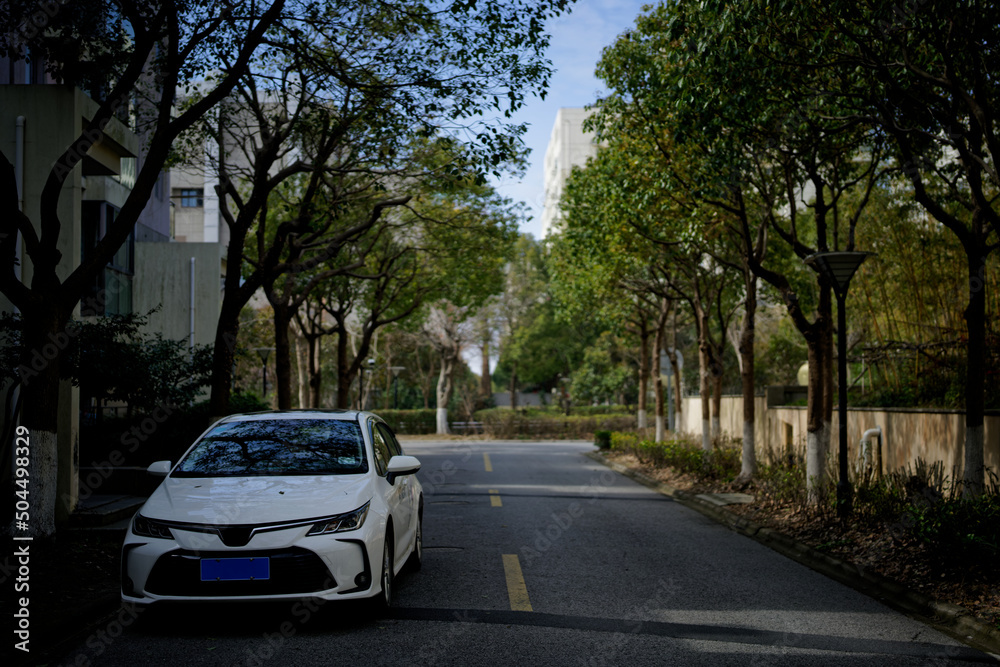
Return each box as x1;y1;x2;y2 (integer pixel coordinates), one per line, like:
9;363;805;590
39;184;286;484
483;452;493;472
501;554;532;611
489;489;502;507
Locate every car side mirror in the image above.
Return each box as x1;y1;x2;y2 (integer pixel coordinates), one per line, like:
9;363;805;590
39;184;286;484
386;455;421;485
147;460;172;477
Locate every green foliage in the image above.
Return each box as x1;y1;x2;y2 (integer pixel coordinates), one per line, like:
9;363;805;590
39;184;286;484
569;331;635;406
906;496;1000;566
475;409;635;439
609;433;741;482
594;430;612;450
754;312;808;387
0;312;212;413
372;409;443;435
80;392;270;466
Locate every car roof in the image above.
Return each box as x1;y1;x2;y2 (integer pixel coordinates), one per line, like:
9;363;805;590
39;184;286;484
214;410;381;424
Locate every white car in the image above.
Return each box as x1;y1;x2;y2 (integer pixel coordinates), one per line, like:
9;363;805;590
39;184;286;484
121;410;422;611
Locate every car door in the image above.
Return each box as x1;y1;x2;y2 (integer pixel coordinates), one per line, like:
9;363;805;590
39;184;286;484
370;420;408;567
378;422;416;550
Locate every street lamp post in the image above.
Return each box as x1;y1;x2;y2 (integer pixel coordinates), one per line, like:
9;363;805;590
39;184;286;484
361;358;376;410
254;348;274;399
390;366;406;409
804;251;872;518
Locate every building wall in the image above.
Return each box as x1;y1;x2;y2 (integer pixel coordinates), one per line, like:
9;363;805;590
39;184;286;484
134;242;223;347
541;108;599;238
0;84;140;521
679;395;1000;479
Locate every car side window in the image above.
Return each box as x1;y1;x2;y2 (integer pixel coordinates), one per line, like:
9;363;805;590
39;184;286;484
370;421;391;476
378;423;402;458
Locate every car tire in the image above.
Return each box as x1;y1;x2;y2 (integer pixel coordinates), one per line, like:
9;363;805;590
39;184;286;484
407;511;423;572
372;534;394;614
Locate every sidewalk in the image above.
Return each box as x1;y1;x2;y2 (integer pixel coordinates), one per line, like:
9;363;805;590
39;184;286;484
12;494;145;666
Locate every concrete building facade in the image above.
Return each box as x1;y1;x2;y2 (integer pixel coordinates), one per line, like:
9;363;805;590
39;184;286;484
540;108;599;238
1;66;225;523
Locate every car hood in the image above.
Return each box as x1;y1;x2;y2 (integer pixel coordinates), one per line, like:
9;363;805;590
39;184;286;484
140;474;373;525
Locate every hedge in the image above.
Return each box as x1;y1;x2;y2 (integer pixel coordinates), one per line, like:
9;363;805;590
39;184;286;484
474;408;635;439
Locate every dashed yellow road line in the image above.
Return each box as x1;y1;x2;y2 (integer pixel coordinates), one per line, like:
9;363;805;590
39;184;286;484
502;554;532;611
489;489;502;507
483;452;493;472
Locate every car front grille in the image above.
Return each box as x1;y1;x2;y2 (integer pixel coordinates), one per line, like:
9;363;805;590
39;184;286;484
145;547;335;597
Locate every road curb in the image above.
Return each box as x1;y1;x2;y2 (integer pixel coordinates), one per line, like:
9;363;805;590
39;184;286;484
584;450;1000;658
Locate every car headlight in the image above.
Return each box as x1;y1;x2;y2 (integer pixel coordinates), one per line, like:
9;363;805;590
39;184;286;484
307;502;370;536
132;513;174;539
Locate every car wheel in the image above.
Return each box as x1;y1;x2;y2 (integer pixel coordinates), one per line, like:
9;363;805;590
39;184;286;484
373;534;393;613
407;511;423;572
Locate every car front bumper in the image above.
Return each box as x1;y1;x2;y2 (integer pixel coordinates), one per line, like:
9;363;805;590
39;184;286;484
121;520;382;606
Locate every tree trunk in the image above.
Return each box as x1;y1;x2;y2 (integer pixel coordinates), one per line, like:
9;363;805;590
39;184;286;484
697;308;712;452
711;374;722;444
272;303;294;410
509;361;518;411
653;299;670;442
653;326;665;443
480;340;491;400
308;335;322;408
294;326;309;408
336;329;353;410
963;253;987;498
637;317;649;430
209;297;244;416
664;308;683;435
14;304;70;536
803;286;834;504
436;353;456;434
736;276;758;485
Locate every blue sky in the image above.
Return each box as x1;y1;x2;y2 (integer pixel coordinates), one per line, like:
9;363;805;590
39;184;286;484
493;0;654;239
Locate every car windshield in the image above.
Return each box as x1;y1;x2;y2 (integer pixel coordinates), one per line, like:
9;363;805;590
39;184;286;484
173;419;368;477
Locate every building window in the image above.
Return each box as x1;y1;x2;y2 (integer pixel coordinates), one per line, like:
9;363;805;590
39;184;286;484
81;202;133;317
179;188;203;207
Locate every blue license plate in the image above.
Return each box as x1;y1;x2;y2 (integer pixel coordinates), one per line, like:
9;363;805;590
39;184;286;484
200;557;270;581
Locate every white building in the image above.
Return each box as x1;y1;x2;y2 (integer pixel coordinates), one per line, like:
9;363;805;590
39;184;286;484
540;108;600;237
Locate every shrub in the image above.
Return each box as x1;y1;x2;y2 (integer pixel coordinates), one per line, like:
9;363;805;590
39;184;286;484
905;494;1000;565
594;430;612;450
475;408;636;439
608;433;740;482
374;409;441;435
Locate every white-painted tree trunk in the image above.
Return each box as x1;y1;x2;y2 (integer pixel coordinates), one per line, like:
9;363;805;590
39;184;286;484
637;408;647;430
17;429;58;537
655;414;664;443
436;407;449;435
964;424;985;499
806;422;830;504
701;419;711;451
740;420;757;481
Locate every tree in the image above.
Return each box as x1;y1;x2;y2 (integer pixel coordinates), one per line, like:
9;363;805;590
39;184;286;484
290;152;519;412
590;0;885;497
0;0;287;535
734;0;1000;497
495;235;550;410
188;0;575;416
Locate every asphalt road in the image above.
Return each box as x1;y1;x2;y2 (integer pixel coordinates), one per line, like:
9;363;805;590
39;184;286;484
58;439;996;666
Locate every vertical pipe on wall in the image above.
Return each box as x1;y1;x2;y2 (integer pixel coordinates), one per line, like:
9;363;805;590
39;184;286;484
190;257;196;357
